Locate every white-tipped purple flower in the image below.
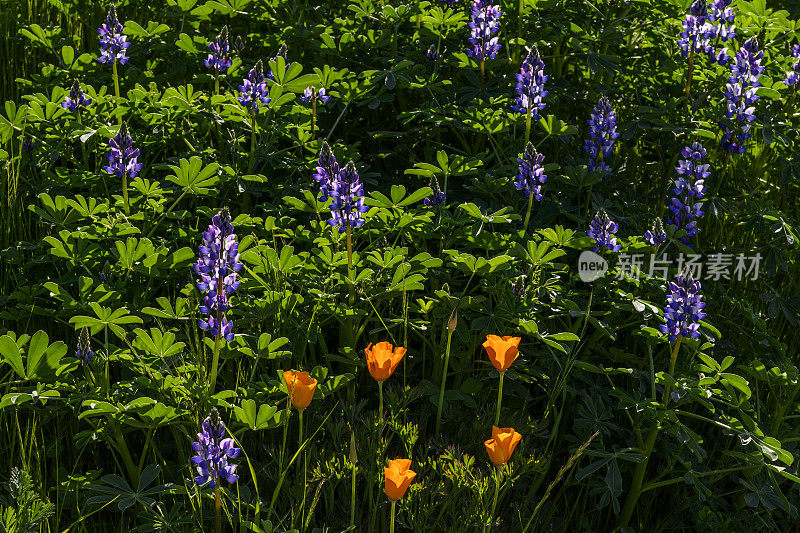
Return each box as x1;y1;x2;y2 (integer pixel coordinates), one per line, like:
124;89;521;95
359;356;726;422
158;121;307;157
644;217;667;246
678;1;736;66
423;177;446;207
721;37;763;155
667;143;708;245
466;0;503;61
266;43;289;82
205;26;232;73
586;210;622;252
659;272;707;341
313;142;339;202
238;60;271;112
783;44;800;87
328;161;369;233
97;5;130;65
191;408;241;489
514;142;547;201
61;80;92;112
299;86;331;105
103;122;142;179
583;96;619;175
75;327;94;364
194;208;243;342
512;49;548;121
427;44;440;61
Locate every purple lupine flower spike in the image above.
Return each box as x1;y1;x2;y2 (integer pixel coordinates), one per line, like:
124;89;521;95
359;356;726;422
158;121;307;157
313;142;339;202
238;60;271;112
721;37;763;155
678;0;736;66
328;161;369;233
514;142;547;201
191;408;241;488
644;217;667;246
466;0;503;61
75;327;94;364
584;96;619;175
667;142;708;244
299;86;331;105
205;26;232;73
103;122;142;179
97;5;130;65
61;80;92;112
783;44;800;87
266;43;289;81
427;44;440;61
586;209;622;252
438;0;461;5
194;208;243;342
659;272;707;341
423;177;446;207
512;49;548;121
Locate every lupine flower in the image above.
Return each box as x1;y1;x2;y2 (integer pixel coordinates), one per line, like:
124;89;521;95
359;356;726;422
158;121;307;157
384;459;416;501
328;161;369;232
705;0;736;64
485;426;522;466
193;208;243;342
21;139;35;152
234;35;245;54
97;6;130;65
426;44;439;61
511;50;548;121
783;44;800;87
514;142;547;201
466;0;503;61
283;371;318;411
205;26;232;73
586;210;622;252
659;272;707;341
721;37;763;155
667;143;708;244
238;60;270;112
313;142;339;202
103;122;142;179
583;96;619;174
423;178;446;207
511;275;526;297
644;217;667;246
437;0;461;5
365;342;406;382
191;408;241;489
482;335;521;373
61;81;92;112
678;1;736;66
266;43;289;81
75;327;94;364
299;86;331;105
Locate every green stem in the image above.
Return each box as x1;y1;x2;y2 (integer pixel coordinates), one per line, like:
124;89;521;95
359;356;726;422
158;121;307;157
312;98;317;139
215;486;221;533
494;372;505;427
248;108;257;173
521;189;535;236
484;466;501;532
435;329;454;434
684;44;695;106
378;380;384;424
208;327;222;396
524;109;532;147
112;61;121;125
480;59;485;100
390;500;396;533
350;459;357;528
121;171;129;215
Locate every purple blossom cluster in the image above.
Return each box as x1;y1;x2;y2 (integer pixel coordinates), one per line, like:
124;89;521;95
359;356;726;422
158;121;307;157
667;142;708;244
427;45;440;61
721;37;764;155
586;210;622;252
205;26;232;73
194;208;242;342
191;409;241;488
659;273;707;341
423;178;446;207
437;0;461;5
644;217;667;247
238;60;271;112
103;122;142;179
75;327;94;364
300;86;331;105
783;44;800;87
313;142;339;202
266;44;289;82
514;142;547;201
328;161;369;233
678;0;736;66
97;6;130;65
583;96;619;175
511;50;548;121
466;0;503;61
61;81;91;112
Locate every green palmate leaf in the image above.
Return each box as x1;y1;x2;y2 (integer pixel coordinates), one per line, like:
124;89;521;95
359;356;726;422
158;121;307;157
167;157;220;196
0;331;67;381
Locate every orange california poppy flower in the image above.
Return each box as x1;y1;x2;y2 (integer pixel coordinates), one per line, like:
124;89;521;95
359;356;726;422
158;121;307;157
283;370;318;411
484;426;522;466
482;335;521;373
365;342;406;382
384;458;417;501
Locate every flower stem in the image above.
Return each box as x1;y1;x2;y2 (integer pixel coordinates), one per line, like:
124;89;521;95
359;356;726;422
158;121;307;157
248;108;257;173
312;98;317;140
521;190;535;236
208;328;222;396
121;170;130;215
484;466;501;532
435;328;454;434
524;109;532;147
480;59;486;100
378;380;384;424
214;485;222;533
112;61;121;125
390;500;396;533
494;372;505;427
684;44;695;106
617;336;683;528
350;458;357;528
